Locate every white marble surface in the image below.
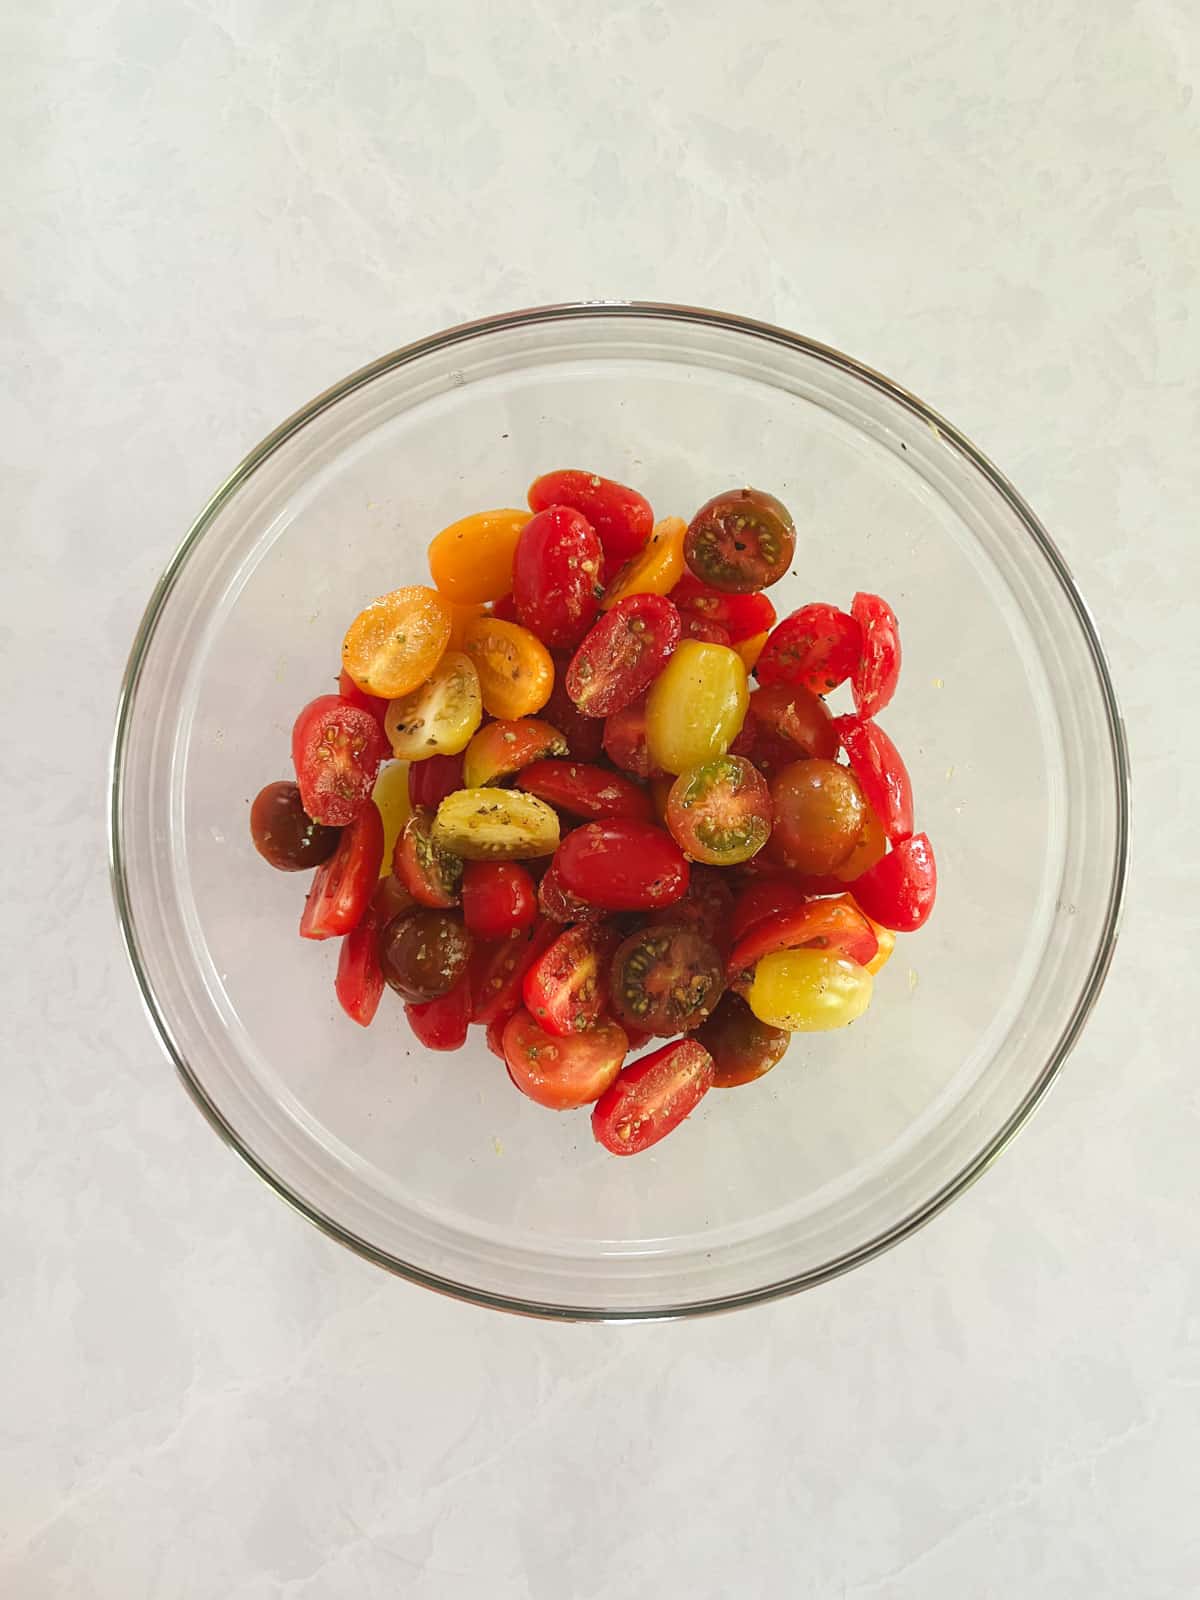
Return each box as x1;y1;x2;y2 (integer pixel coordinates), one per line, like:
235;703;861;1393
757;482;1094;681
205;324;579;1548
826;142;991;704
3;0;1197;1593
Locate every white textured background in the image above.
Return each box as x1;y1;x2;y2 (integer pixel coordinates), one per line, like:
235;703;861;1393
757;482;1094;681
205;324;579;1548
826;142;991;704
3;0;1198;1595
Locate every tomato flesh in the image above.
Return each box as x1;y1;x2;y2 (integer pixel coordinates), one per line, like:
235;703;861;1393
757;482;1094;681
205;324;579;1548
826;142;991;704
591;1039;715;1155
528;469;654;572
512;505;603;648
405;972;472;1050
292;694;389;827
696;991;789;1087
299;800;385;940
504;1011;628;1110
334;898;385;1026
756;604;863;695
609;923;724;1036
461;861;537;940
565;593;681;717
684;488;796;593
655;864;735;955
394;808;463;907
469;920;558;1024
833;715;914;842
851;591;901;719
542;662;606;760
849;833;937;931
554;821;689;912
671;575;778;641
341;586;452;700
338;668;389;730
665;754;771;866
251;781;340;871
743;682;839;771
516;760;652;822
462;717;568;787
522;921;620;1036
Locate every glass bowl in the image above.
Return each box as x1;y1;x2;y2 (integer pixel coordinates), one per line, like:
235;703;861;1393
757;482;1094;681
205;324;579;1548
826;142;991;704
110;303;1129;1320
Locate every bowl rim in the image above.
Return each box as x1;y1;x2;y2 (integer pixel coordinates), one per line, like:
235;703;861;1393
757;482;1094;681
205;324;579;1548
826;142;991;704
108;299;1131;1322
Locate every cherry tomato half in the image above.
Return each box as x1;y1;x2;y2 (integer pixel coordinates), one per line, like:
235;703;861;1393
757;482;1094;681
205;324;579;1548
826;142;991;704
684;488;796;594
695;991;790;1088
432;788;560;860
522;921;621;1036
408;751;464;811
670;574;778;642
770;758;866;874
729;875;813;943
250;781;340;871
469;920;558;1025
461;860;537;941
565;593;681;718
833;716;914;843
747;950;873;1032
394;808;463;908
405;972;472;1051
383;651;482;760
602;694;668;779
462;615;555;720
461;717;568;788
512;505;603;648
553;821;689;912
602;516;687;608
527;469;654;572
851;591;901;719
341;585;452;700
379;908;471;1003
299;800;385;940
756;603;862;695
541;661;606;760
334;897;385;1027
536;860;607;924
609;923;724;1036
727;895;878;991
591;1038;715;1156
665;754;771;866
848;832;937;932
427;508;530;604
504;1011;628;1110
644;640;749;775
337;668;389;731
655;864;736;956
679;614;731;645
292;694;390;828
516;760;652;822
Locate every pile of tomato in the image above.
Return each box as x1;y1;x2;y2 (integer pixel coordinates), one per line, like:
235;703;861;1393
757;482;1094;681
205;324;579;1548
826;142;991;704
249;470;937;1157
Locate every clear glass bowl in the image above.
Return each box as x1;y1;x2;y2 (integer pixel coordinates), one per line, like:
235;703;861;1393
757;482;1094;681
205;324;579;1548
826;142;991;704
110;304;1129;1320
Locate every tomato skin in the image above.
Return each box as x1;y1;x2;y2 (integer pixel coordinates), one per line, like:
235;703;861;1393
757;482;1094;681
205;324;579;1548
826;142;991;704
516;760;652;822
485;1011;510;1060
602;516;687;608
644;640;750;775
461;861;537;940
671;575;778;642
833;716;914;842
380;909;472;1003
470;920;558;1024
609;923;724;1036
334;898;385;1026
554;821;690;912
679;613;731;645
696;991;789;1088
394;808;463;908
504;1011;628;1110
292;694;390;828
522;921;621;1036
251;781;340;872
461;718;568;788
338;668;389;730
849;833;937;931
665;754;771;866
527;470;654;571
373;872;418;925
565;593;681;717
730;876;813;942
536;860;607;924
602;694;668;779
405;972;472;1050
727;895;879;990
756;604;863;695
490;592;519;623
748;950;873;1031
591;1039;715;1156
770;758;866;874
299;800;385;940
743;682;840;769
427;508;529;604
656;864;736;956
684;488;796;593
851;592;901;719
512;506;603;648
407;752;464;811
542;661;606;760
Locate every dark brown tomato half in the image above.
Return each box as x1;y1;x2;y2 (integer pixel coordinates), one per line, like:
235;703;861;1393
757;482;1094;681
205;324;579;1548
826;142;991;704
609;923;725;1037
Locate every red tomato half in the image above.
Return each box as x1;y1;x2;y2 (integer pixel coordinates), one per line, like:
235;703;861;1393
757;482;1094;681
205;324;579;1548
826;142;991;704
337;667;389;730
851;592;901;719
849;833;937;931
554;821;689;912
504;1011;628;1110
516;760;652;822
591;1039;715;1156
469;920;559;1024
334;898;385;1026
730;876;813;943
394;808;463;908
407;751;464;811
679;614;731;645
542;662;606;761
527;469;654;571
601;694;667;779
727;895;878;989
512;506;603;648
536;860;607;924
756;605;863;696
405;973;472;1051
833;716;914;842
292;694;389;827
299;800;385;940
522;921;621;1036
565;593;681;717
671;575;777;642
461;861;537;940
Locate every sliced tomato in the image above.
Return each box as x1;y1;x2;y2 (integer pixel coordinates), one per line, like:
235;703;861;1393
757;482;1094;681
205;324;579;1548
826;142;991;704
407;751;464;811
683;489;796;594
756;604;863;695
591;1039;715;1156
334;898;385;1026
536;859;607;924
484;1011;511;1060
405;972;472;1050
849;833;937;932
522;921;621;1036
601;694;668;779
851;592;901;719
527;469;654;572
337;668;389;730
565;593;681;717
512;505;603;648
744;682;840;769
542;661;606;760
695;991;790;1087
609;923;724;1036
770;758;866;874
679;613;731;645
727;895;878;990
671;575;778;642
299;800;385;940
516;760;652;822
664;754;771;866
656;864;736;955
292;694;389;827
729;876;813;943
469;920;559;1024
461;717;568;787
833;715;914;842
461;861;537;940
394;808;463;907
553;820;689;912
504;1011;628;1110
